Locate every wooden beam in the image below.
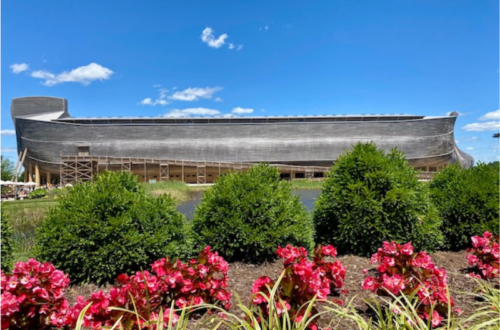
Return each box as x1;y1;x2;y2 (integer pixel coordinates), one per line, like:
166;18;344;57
35;163;40;187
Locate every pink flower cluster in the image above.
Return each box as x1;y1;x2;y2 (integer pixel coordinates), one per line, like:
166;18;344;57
467;232;500;280
362;242;455;328
251;245;345;330
0;259;72;329
73;246;231;330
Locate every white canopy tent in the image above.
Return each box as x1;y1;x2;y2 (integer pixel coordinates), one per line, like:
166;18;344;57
0;181;37;186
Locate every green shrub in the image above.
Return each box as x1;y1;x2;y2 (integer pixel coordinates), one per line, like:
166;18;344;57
429;162;499;251
28;188;47;199
34;171;191;284
46;187;70;199
1;210;15;271
313;142;443;257
191;164;314;263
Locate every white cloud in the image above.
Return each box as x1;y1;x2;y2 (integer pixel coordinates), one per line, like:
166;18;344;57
480;109;500;121
140;98;153;105
201;27;228;48
232;107;254;114
462;121;500;131
169;87;222;101
466;147;474;150
1;147;17;153
229;43;244;51
139;87;169;106
31;63;113;86
1;130;16;136
162;108;221;117
214;97;224;102
10;63;29;74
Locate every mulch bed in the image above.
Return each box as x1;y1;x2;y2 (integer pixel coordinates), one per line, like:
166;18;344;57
65;250;488;330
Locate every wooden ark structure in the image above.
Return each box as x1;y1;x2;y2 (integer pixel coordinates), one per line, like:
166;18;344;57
11;96;474;186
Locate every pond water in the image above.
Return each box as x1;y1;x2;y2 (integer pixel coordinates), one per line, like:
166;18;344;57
176;189;321;220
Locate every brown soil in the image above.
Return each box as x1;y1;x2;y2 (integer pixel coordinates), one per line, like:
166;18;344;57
65;250;490;330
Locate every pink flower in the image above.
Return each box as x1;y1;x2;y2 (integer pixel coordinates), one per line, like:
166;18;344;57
33;287;50;300
382;241;398;255
216;290;231;302
162;308;179;325
175;297;188;308
467;254;479;265
8;275;19;289
471;236;487;248
401;242;414;256
423;310;442;327
321;245;337;257
252;276;272;294
50;270;70;288
275;301;291;316
382;257;395;267
362;277;377;291
1;292;20;316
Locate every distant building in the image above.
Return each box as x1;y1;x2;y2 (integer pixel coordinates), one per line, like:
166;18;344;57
11;96;473;186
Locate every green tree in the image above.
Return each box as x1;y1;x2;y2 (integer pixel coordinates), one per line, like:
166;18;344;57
314;142;443;257
192;164;314;263
1;156;14;181
429;162;499;250
35;171;191;284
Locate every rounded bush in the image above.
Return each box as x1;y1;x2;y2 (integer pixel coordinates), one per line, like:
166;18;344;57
34;171;191;284
28;188;47;199
1;211;14;272
192;164;314;263
313;142;443;257
429;162;499;250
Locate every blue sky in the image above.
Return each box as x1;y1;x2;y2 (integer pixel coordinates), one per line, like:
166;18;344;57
2;0;499;163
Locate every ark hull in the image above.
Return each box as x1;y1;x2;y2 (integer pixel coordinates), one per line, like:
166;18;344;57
11;97;474;184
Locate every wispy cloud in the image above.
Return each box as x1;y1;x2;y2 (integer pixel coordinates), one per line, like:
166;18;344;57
201;27;228;48
465;147;474;150
169;87;222;101
162;108;221;117
462;109;500;131
232;107;254;114
462;122;500;132
1;130;16;136
31;63;113;86
201;27;243;50
139;87;169;106
1;147;17;153
10;63;29;74
480;109;500;121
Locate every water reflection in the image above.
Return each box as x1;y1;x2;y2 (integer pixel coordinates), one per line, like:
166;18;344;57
176;189;321;220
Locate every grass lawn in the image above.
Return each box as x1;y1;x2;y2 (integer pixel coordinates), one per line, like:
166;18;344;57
142;180;210;203
289;179;324;189
2;198;58;262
